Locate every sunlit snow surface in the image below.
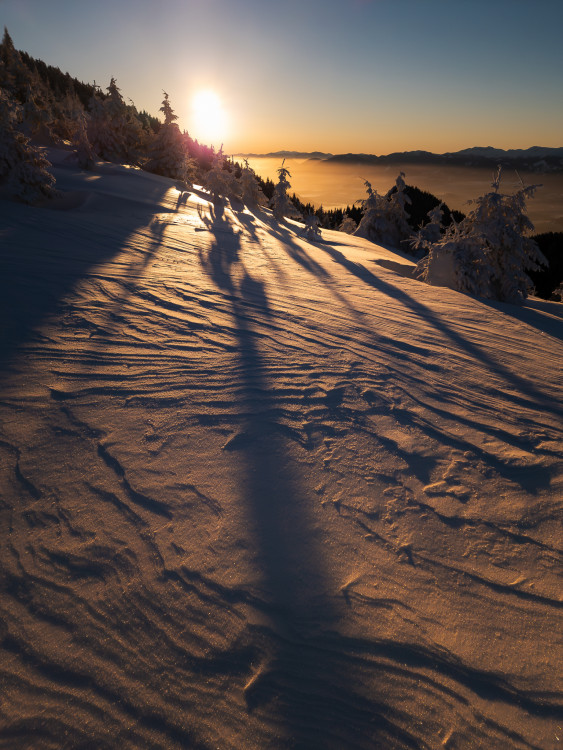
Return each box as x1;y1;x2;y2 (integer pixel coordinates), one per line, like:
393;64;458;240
1;149;562;750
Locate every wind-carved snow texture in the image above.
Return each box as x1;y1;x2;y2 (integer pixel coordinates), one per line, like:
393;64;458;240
0;149;562;750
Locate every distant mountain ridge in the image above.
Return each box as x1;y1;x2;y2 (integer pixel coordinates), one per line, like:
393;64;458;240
235;147;563;172
234;150;333;160
327;146;563;172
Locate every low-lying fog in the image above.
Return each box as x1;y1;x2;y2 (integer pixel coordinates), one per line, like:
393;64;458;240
244;157;563;234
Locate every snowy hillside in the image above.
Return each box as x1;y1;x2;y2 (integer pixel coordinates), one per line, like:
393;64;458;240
1;147;562;750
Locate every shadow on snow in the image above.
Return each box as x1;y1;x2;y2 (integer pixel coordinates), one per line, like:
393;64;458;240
198;200;419;749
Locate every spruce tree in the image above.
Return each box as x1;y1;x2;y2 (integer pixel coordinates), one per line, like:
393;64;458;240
353;179;388;242
415;168;547;301
387;172;412;245
339;215;357;234
409;203;444;258
270;161;300;221
0;28;34;101
22;84;55;143
87;78;143;164
205;146;236;200
0;88;57;203
301;213;322;241
72;110;96;170
353;173;412;248
238;159;266;208
144;92;194;183
53;86;85;141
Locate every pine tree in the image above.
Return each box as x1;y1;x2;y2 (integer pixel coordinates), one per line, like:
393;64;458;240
387;172;412;245
22;84;55;143
409;203;444;258
415;168;547;301
53;85;84;141
0;88;57;203
0;88;20;180
353;179;389;242
204;146;239;200
0;28;34;101
87;78;143;164
339;215;357;234
159;90;177;127
205;146;228;198
144;92;194;183
353;173;412;248
72;110;96;170
270;161;301;221
0;53;14;94
87;81;121;161
301;213;322;241
239;159;266;208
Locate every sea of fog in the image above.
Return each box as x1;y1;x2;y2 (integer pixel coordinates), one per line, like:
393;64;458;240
244;157;563;234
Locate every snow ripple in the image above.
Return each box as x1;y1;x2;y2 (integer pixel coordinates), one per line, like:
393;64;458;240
1;166;561;749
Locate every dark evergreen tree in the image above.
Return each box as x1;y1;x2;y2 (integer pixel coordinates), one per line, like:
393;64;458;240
527;232;563;299
87;78;143;163
0;28;34;101
144;92;195;183
0;88;57;203
271;162;301;221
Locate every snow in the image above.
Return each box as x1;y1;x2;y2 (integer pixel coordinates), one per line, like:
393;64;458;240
1;146;562;750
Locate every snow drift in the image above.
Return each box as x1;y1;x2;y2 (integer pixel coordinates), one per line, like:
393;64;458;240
0;147;562;750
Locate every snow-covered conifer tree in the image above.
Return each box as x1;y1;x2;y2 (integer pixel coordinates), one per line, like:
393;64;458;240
159;91;176;127
204;147;241;201
205;146;230;199
413;216;486;293
239;159;266;208
144;92;194;183
22;84;55;143
270;161;300;221
353;179;388;242
0;88;57;203
409;203;444;258
353;173;412;248
0;27;34;101
387;172;412;245
424;202;444;243
0;88;20;179
87;82;122;161
72;110;96;170
0;54;14;93
53;86;84;141
415;168;547;301
339;215;357;234
87;78;143;164
301;213;322;241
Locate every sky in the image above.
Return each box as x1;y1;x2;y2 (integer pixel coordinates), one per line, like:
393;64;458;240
2;0;563;155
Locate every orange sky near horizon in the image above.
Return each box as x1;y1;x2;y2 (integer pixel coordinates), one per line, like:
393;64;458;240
2;0;562;155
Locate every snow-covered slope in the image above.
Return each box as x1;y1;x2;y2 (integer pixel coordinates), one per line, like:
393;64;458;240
1;148;562;750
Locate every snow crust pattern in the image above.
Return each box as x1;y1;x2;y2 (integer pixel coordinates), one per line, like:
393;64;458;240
1;150;562;749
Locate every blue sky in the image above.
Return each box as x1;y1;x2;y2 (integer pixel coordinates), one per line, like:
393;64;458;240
2;0;562;153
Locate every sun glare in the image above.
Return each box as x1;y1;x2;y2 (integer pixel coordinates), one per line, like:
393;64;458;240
191;90;227;146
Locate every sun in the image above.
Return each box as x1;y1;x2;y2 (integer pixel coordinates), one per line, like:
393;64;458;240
191;89;228;146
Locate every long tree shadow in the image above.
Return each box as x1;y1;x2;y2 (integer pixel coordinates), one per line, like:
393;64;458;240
198;202;419;749
316;241;563;420
480;296;563;343
227;217;562;496
0;169;173;376
256;213;374;328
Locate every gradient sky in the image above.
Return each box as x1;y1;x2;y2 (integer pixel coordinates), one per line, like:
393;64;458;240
2;0;562;154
